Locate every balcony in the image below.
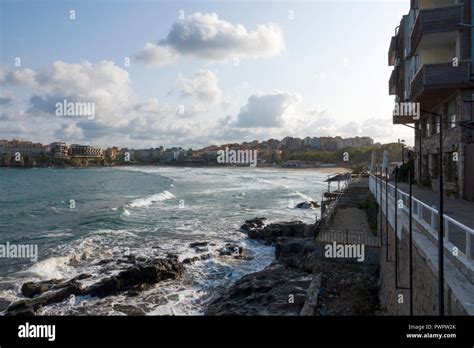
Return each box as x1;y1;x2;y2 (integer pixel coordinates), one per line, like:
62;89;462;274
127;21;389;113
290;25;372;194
388;36;396;66
410;61;470;108
389;69;396;95
411;5;463;53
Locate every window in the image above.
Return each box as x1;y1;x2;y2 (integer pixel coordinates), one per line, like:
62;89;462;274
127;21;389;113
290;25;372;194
447;100;456;128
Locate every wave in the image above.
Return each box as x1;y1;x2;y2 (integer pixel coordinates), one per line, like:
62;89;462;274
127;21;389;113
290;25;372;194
18;256;73;280
128;191;175;208
292;191;315;202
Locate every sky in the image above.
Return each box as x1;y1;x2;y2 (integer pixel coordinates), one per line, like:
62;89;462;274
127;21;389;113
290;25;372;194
0;0;414;149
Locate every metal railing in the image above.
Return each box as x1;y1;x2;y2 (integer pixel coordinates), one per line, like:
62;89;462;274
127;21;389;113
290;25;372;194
316;228;381;247
320;175;353;227
369;173;473;261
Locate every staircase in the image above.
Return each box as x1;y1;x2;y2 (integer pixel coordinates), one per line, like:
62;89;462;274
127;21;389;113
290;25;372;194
337;178;369;208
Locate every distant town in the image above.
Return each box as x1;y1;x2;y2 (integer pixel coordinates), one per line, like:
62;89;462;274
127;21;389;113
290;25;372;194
0;136;380;168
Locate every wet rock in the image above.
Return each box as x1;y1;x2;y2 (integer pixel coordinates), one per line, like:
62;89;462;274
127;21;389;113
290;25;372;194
247;221;315;242
21;279;63;298
218;243;243;257
189;241;208;248
240;217;267;233
113;304;145;316
205;263;312;316
84;258;185;298
7;283;83;315
182;256;201;264
296;201;320;209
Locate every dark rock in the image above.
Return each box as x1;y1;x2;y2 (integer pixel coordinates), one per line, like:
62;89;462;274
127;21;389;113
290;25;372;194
240;217;267;233
85;277;121;298
200;253;212;261
205;263;312;315
113;304;145;316
189;241;208;248
21;279;63;298
182;256;201;264
218;243;243;257
246;220;315;242
296;201;320;209
84;258;185;298
7;283;83;315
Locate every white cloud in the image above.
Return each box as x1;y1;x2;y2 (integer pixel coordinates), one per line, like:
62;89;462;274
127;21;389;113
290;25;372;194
136;13;284;66
176;70;222;103
135;43;176;67
233;91;301;128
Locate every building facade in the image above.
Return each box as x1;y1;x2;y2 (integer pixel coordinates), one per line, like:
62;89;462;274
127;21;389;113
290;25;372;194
69;144;103;158
389;0;474;201
49;142;69;159
0;139;48;157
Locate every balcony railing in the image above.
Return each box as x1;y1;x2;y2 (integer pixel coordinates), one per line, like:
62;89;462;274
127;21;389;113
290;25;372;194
389;69;396;95
411;5;463;53
388;36;396;66
410;61;470;101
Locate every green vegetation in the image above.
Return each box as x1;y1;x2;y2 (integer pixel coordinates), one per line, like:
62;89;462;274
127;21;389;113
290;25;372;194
278;143;403;165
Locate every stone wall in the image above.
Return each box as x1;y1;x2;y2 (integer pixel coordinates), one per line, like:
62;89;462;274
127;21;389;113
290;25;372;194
378;209;469;315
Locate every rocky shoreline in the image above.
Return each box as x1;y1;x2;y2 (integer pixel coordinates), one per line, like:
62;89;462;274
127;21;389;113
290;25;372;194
206;217;382;316
4;216;381;316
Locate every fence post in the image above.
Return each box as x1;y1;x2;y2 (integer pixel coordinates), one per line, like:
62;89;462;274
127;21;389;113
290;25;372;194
466;232;472;260
444;219;450;244
431;205;437;235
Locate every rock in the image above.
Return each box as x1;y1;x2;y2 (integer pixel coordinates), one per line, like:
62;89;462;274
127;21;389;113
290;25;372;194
240;217;267;233
7;283;83;315
84;258;185;298
246;220;315;242
113;304;145;316
21;279;63;298
189;241;208;248
205;263;312;315
85;277;121;298
245;217;267;227
182;256;201;264
296;201;320;209
218;243;243;257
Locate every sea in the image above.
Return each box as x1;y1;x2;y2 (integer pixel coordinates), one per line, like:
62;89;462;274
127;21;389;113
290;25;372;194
0;166;335;315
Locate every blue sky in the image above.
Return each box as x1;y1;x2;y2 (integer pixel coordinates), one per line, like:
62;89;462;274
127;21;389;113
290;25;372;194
0;0;413;148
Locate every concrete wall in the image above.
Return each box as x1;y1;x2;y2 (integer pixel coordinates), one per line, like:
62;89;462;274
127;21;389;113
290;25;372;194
378;207;470;315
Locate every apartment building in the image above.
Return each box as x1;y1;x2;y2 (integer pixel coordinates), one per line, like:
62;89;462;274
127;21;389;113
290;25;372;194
49;142;69;159
389;0;474;201
69;144;103;158
0;139;48;157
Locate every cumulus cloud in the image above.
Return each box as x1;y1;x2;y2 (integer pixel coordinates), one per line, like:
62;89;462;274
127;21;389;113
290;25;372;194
135;43;176;67
233;92;301;128
136;13;284;66
3;60;133;126
176;70;222;103
0;96;13;105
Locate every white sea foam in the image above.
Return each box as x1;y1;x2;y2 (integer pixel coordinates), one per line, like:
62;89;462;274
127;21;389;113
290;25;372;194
128;191;175;208
19;256;73;280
